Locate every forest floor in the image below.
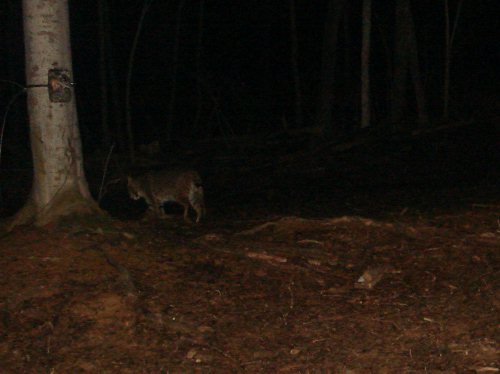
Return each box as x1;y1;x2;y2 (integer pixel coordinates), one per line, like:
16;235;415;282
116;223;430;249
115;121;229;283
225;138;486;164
0;179;499;373
1;123;499;373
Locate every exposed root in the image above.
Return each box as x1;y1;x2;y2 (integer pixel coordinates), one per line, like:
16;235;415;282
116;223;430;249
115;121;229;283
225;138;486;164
4;189;103;231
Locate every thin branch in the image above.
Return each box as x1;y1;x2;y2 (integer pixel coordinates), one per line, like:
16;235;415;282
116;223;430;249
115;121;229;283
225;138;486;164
125;0;154;164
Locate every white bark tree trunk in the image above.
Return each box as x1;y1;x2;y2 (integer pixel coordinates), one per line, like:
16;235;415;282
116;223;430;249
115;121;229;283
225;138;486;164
10;0;100;228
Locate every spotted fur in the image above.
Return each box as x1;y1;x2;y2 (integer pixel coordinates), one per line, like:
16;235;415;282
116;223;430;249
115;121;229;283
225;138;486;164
127;170;205;223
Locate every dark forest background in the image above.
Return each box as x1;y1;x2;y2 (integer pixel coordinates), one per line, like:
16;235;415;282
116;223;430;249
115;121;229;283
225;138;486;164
1;1;498;146
0;0;499;217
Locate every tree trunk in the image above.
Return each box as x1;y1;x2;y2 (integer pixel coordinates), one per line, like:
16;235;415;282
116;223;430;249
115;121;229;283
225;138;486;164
106;0;126;153
165;0;186;143
342;4;354;131
391;0;428;128
374;11;393;123
125;0;153;164
10;0;100;229
360;0;372;129
98;0;110;148
443;0;464;120
289;0;303;128
390;0;410;127
193;0;205;136
315;0;345;137
406;1;428;126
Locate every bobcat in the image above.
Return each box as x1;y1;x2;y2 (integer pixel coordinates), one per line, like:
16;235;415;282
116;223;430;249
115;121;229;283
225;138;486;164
127;170;205;223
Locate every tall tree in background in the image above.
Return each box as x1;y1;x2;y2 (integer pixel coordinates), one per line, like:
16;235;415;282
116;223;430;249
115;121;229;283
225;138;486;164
406;0;428;126
193;0;205;135
107;0;126;153
360;0;372;129
390;0;408;126
10;0;100;229
125;0;153;163
443;0;464;120
342;3;355;130
390;0;428;128
316;0;345;137
289;0;303;128
165;0;186;143
98;0;110;148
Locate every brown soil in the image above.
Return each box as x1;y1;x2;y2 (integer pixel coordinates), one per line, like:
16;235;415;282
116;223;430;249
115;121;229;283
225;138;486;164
0;201;498;373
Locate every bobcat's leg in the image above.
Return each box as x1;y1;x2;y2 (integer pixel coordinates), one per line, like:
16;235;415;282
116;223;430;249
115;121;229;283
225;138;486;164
182;204;192;223
152;198;165;218
193;204;203;223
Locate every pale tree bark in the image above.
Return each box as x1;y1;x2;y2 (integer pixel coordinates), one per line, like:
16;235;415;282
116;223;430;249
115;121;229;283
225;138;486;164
360;0;371;129
9;0;100;229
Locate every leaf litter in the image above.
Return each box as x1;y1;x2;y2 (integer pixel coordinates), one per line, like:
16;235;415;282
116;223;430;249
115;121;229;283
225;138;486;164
0;204;498;373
